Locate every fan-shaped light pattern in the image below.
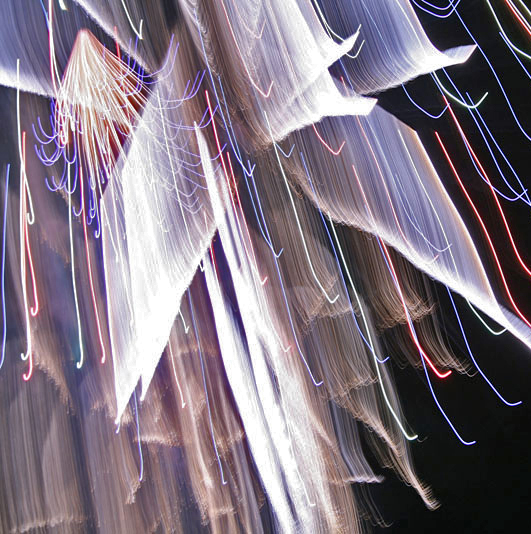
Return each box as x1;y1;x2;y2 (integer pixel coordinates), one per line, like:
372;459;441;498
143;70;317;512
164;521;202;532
55;29;145;183
71;0;174;69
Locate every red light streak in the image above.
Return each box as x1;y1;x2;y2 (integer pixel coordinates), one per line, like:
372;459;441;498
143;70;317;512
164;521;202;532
352;163;452;379
312;123;346;156
435;130;531;329
445;97;531;281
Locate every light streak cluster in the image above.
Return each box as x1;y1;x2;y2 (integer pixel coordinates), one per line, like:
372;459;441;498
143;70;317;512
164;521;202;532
0;0;529;532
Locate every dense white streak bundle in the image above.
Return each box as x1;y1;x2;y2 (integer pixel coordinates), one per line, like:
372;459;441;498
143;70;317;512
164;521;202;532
314;0;475;93
289;106;531;350
75;0;473;99
203;255;299;531
184;0;375;141
202;243;298;533
198;125;344;533
247;148;435;509
0;1;60;96
102;78;216;420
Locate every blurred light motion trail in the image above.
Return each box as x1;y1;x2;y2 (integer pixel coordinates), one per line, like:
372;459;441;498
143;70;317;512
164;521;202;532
0;0;530;532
